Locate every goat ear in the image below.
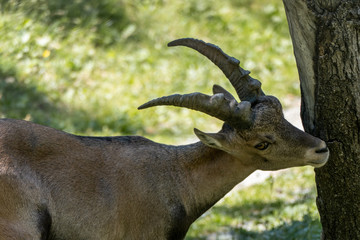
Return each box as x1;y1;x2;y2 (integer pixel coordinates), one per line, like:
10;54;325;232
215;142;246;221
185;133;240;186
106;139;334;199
194;128;227;150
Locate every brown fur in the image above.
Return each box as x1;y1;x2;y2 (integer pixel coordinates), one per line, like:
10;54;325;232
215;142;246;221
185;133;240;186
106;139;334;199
0;96;329;239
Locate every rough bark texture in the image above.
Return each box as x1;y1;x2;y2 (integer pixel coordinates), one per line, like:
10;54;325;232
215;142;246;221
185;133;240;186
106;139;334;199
283;0;360;239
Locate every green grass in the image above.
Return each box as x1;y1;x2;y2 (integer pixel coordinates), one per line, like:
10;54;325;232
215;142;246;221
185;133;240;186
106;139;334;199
0;0;299;142
186;167;322;240
0;1;322;239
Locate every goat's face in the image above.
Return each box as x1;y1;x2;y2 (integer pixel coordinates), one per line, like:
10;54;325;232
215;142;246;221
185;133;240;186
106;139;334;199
139;38;329;171
196;96;329;171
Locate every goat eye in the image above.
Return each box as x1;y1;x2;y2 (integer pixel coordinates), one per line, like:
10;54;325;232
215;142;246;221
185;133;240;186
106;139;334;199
254;142;269;150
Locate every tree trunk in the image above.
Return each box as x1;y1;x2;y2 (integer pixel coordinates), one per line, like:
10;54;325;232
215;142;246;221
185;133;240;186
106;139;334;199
283;0;360;239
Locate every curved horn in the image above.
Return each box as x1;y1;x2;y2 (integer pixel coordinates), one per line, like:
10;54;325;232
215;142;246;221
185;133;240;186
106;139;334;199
168;38;264;102
138;93;253;128
212;84;236;101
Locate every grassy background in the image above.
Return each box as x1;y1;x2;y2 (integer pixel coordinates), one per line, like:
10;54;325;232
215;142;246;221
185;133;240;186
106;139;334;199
0;0;300;142
186;167;322;239
0;0;322;239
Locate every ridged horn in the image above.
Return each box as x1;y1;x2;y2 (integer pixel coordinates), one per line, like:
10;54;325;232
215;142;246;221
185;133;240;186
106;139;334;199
168;38;264;102
138;92;253;128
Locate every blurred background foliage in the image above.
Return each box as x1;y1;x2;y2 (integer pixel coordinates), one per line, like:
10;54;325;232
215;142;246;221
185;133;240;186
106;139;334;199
0;0;321;239
0;0;299;141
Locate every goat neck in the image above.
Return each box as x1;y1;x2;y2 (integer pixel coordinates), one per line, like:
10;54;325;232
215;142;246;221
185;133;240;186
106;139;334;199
175;141;255;222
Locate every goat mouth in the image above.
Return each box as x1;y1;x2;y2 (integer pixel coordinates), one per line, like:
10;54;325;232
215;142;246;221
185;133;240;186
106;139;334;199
305;147;329;168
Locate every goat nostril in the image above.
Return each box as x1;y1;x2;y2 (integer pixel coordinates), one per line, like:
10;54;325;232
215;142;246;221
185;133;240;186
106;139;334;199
315;147;328;154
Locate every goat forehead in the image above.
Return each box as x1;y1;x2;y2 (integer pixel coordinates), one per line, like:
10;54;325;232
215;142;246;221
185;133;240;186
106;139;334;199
233;97;287;139
252;96;284;126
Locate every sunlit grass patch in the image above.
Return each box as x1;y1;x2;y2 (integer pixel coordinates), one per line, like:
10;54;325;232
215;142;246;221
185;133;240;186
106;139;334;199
0;0;298;139
186;167;321;239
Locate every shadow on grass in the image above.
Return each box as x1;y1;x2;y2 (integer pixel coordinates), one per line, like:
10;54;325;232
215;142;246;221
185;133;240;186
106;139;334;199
210;192;314;221
0;63;54;124
0;63;142;135
0;0;134;46
187;214;321;240
186;191;320;240
235;215;321;240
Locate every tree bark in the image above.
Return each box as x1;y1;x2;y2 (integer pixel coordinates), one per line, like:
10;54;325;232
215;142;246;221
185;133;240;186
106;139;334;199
283;0;360;239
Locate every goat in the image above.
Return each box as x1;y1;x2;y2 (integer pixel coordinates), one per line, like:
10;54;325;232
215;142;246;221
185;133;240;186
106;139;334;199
0;38;329;240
